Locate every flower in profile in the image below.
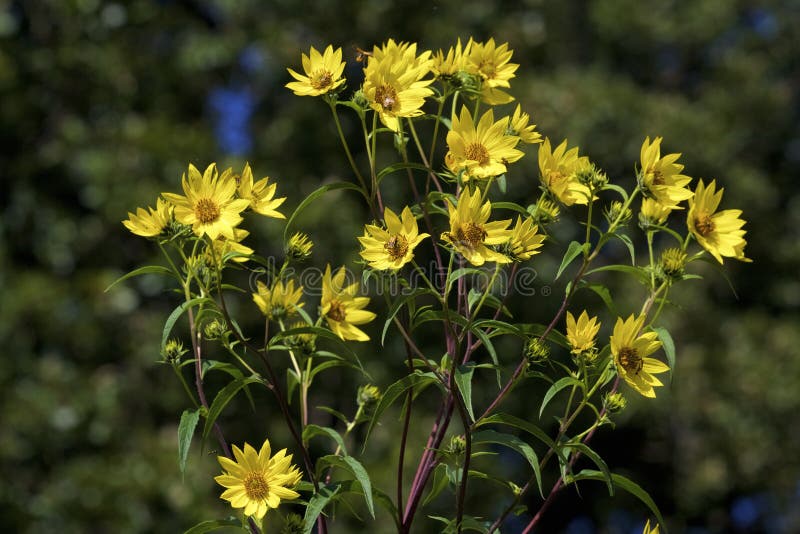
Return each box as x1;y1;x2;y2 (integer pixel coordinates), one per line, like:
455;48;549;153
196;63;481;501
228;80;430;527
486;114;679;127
123;197;173;238
687;179;751;264
538;138;593;206
531;198;560;225
642;519;660;534
162;163;250;240
566;311;601;356
215;439;302;520
432;38;468;79
445;106;524;181
638;197;673;229
208;228;254;264
358;206;429;270
321;265;376;341
466;38;518;105
286;232;314;262
362;39;433;132
234;163;286;219
506;104;542;145
639;136;693;209
441;188;512;266
610;314;669;398
286;45;346;97
504;216;545;262
253;279;304;321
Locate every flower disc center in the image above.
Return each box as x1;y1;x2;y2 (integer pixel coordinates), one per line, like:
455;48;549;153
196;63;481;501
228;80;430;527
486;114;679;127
195;198;221;224
243;471;269;501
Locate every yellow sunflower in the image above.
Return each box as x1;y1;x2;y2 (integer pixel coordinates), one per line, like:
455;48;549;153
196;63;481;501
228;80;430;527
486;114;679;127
441;188;512;266
687;179;751;264
252;279;304;320
566;310;601;356
122;197;173;237
504;216;545;262
639;136;693;209
321;265;376;341
643;519;660;534
362;39;433;132
234;163;286;219
358;206;429;270
286;45;346;97
215;439;302;520
162;163;250;240
538;138;592;206
507;104;542;145
610;314;669;398
638;197;673;227
208;228;253;265
432;38;468;78
445;106;524;181
465;38;518;105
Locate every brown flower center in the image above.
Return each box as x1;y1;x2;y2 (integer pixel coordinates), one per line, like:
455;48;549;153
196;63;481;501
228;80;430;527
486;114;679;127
327;299;347;322
694;214;715;237
384;234;409;261
375;84;398;111
465;142;490;166
618;347;643;375
195;198;221;224
478;60;496;79
311;69;333;91
647;167;665;185
243;471;269;501
454;222;487;248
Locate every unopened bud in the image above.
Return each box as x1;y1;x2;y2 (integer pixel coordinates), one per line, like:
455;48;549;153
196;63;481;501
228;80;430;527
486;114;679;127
162;338;187;364
286;232;313;262
603;392;627;413
604;201;632;226
357;384;381;407
525;337;550;364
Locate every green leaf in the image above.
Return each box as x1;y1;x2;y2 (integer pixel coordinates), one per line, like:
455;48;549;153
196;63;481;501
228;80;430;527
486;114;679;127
303;424;347;456
491;201;530;215
283;182;365;241
447;267;487;294
104;265;177;292
363;372;439;447
422;463;451;506
475;413;557;451
470;327;501;387
376;161;430;184
653;326;676;374
496;174;507;194
303;483;341;534
473;429;543;497
161;297;209;352
540;376;584;418
579;282;618;316
612;233;636;265
567;470;666;531
178;409;200;477
556;241;588;280
183;518;243;534
203;377;263;439
585;264;651;285
564;442;613;494
317;455;375;517
381;288;432;345
453;364;476;423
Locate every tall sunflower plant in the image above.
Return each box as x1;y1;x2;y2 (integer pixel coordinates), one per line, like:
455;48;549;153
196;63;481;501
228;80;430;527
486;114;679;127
115;38;751;534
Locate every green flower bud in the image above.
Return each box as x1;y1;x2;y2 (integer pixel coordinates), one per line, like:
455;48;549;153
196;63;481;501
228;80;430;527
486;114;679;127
524;337;550;364
603;392;627;413
357;384;381;407
162;338;187;365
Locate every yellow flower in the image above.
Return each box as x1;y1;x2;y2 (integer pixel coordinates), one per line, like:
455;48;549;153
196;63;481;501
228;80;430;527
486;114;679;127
687;179;751;264
123;197;173;237
432;38;468;78
507;104;542;145
358;206;429;270
286;45;346;97
639;197;673;227
162;163;250;240
441;188;512;266
362;39;433;132
321;265;376;341
445;106;524;181
643;519;660;534
538;138;593;206
233;163;286;219
566;311;601;355
215;439;302;520
466;38;518;105
286;232;314;262
610;314;669;398
208;228;253;264
252;279;304;320
504;216;545;262
639;136;693;208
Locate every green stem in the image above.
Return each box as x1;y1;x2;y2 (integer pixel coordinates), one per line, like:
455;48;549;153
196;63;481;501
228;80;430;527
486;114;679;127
328;100;369;195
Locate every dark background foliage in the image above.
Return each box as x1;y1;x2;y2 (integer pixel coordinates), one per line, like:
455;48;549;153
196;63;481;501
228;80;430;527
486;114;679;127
1;0;799;532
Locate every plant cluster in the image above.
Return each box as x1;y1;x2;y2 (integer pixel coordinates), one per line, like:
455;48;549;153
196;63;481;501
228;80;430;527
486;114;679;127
118;37;750;533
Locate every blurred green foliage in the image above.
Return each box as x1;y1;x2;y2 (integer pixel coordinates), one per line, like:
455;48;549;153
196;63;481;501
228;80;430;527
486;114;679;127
2;0;799;532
